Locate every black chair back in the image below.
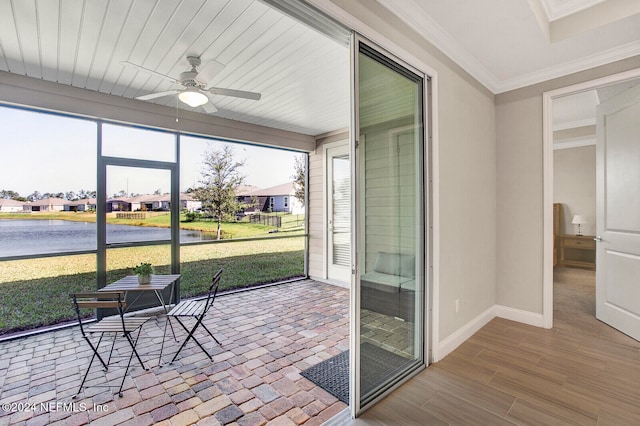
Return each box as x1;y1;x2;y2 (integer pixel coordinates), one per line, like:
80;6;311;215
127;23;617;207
203;268;223;314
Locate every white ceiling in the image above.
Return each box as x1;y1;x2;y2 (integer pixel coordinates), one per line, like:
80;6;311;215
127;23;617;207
0;0;349;136
1;0;637;134
376;0;640;93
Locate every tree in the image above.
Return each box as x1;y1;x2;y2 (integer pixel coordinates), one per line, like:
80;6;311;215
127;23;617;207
0;190;20;200
77;189;97;199
292;155;306;207
194;145;246;240
27;191;42;201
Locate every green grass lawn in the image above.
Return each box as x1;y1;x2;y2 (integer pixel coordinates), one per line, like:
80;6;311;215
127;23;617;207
0;237;305;335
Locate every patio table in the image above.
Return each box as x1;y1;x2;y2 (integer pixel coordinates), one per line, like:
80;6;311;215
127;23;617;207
99;274;180;314
99;274;181;362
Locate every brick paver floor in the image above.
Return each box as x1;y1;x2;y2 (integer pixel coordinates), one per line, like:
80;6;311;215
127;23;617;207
0;280;349;425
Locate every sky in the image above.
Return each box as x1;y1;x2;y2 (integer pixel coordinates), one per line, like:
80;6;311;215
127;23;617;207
0;106;302;198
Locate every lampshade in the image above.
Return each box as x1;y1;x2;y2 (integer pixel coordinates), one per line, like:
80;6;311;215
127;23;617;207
178;90;208;107
571;215;586;225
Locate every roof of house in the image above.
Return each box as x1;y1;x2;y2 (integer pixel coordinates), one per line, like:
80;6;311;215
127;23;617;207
243;182;296;197
0;199;24;206
112;193;199;203
33;197;66;205
235;185;261;196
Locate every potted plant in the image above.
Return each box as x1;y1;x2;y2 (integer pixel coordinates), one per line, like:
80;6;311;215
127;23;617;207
133;262;153;284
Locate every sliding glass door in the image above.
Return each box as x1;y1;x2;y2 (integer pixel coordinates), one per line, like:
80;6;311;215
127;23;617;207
352;36;426;413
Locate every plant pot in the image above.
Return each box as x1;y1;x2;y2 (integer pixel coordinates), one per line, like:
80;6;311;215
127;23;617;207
138;274;151;285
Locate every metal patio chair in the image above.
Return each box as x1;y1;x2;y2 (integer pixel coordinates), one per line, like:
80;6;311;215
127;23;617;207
164;268;223;364
70;291;150;398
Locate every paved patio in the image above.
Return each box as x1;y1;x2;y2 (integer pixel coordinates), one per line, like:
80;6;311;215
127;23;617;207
0;280;349;426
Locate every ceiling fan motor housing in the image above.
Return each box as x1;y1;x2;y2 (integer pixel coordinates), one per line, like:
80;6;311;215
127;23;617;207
179;70;201;87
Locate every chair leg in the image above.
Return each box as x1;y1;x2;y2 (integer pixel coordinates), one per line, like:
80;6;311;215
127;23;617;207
200;323;221;346
117;328;143;397
159;316;177;362
106;332;119;366
123;329;148;371
74;334;106;399
170;317;212;363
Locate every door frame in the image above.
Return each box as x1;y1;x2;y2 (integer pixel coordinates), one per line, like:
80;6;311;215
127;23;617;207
350;32;431;416
309;0;440;364
541;67;640;328
324;139;351;286
96;121;180;303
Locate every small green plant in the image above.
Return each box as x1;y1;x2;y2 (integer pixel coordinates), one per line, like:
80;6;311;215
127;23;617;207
132;262;153;276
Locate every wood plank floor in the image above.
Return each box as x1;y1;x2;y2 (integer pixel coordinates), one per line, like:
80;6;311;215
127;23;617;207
352;267;640;425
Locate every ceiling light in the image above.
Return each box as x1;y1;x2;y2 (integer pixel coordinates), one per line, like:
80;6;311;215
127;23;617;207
178;90;208;107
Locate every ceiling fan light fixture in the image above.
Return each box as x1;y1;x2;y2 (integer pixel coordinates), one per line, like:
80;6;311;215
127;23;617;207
178;89;208;107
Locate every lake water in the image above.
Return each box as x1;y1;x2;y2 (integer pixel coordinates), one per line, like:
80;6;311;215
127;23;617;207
0;219;214;258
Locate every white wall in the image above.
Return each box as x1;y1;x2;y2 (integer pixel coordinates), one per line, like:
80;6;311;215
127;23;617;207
496;57;640;314
553;146;596;236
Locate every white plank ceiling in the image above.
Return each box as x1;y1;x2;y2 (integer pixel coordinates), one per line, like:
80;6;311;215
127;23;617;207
0;0;350;136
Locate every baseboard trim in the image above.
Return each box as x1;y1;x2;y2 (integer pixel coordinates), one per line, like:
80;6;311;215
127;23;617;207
495;305;545;327
437;305;496;361
436;304;544;361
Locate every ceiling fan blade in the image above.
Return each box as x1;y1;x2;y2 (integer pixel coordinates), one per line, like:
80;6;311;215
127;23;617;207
201;100;218;114
121;61;178;83
136;90;179;101
208;87;261;100
196;60;226;85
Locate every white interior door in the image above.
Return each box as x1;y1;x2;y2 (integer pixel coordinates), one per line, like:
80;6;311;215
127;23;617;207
326;142;351;283
595;82;640;341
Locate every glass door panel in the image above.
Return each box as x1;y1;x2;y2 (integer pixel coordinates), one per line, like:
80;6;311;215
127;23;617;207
100;164;177;311
356;41;425;409
105;166;172;245
102;123;176;163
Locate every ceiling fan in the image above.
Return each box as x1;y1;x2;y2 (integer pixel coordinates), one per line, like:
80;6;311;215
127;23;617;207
121;56;261;113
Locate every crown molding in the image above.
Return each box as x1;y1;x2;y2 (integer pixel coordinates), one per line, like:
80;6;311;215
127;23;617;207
375;0;500;93
497;40;640;93
376;0;640;95
542;0;606;21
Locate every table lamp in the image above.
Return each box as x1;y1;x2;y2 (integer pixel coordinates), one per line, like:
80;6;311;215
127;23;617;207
571;215;586;236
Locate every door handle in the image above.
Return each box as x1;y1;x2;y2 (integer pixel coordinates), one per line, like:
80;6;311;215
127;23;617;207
594;236;603;242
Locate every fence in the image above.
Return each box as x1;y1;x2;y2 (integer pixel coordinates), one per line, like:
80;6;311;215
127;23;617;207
249;214;281;227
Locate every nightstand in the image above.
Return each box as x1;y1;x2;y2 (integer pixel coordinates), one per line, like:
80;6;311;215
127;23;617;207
558;234;596;270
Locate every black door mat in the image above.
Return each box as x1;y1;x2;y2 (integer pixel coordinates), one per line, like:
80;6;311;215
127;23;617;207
300;343;412;404
301;349;349;403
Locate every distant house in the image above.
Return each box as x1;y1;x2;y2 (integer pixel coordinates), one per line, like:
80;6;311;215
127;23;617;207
84;198;97;211
0;199;24;213
239;182;303;214
63;201;80;211
106;198;131;212
25;197;66;212
108;193;202;212
63;198;97;212
179;193;202;212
